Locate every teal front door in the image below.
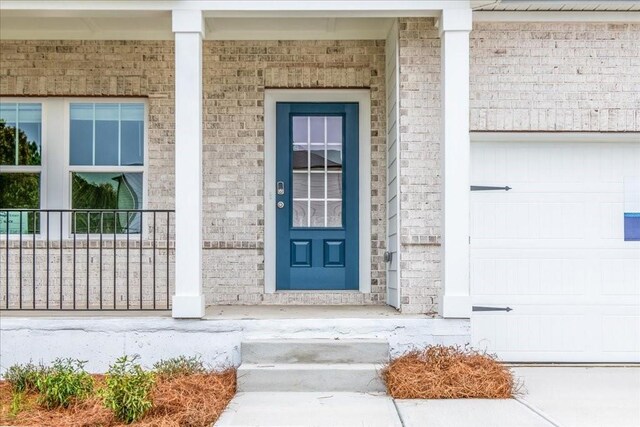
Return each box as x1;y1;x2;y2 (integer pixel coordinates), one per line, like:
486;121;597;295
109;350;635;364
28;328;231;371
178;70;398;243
275;103;359;290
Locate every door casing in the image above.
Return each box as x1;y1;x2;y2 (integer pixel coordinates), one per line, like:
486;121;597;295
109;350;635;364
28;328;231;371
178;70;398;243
264;89;371;293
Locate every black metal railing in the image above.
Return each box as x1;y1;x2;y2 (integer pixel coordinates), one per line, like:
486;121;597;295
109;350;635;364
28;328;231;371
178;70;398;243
0;209;174;311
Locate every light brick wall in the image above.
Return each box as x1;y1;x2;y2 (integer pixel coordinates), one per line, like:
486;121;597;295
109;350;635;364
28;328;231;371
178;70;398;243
397;18;442;314
2;20;637;313
0;39;388;307
201;40;387;305
0;40;176;209
395;18;640;314
471;22;640;131
0;40;175;310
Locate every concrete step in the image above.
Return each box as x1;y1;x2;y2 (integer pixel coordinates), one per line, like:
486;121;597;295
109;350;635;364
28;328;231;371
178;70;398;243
237;363;386;392
241;339;389;364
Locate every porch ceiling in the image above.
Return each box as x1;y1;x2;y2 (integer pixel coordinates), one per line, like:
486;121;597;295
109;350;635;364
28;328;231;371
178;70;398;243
0;14;395;40
475;0;640;11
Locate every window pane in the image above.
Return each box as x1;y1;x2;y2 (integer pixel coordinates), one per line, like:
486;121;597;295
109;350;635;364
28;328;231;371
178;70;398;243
120;104;144;166
326;144;342;169
17;104;42;166
70;104;94;165
310;173;324;199
0;103;41;166
0;107;17;166
292;116;308;144
309;200;325;227
326;116;342;143
292;145;308;171
0;103;17;124
71;172;143;233
327;173;342;199
293;200;308;228
292;173;308;199
70;103;145;166
309;146;325;170
327;201;342;227
310;117;325;143
0;173;40;234
95;104;119;166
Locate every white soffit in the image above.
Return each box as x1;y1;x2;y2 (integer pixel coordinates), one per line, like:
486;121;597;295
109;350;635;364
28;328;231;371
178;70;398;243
474;1;640;11
0;16;394;40
0;1;468;16
0;12;173;40
206;18;394;40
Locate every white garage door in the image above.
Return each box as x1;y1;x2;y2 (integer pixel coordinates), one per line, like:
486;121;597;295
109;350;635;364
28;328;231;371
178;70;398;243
471;140;640;362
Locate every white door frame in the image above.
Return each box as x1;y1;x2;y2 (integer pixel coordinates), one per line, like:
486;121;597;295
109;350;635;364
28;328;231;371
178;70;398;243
264;89;371;294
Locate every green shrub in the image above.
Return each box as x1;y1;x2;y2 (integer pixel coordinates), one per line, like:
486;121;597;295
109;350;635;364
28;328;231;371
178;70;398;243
4;362;48;393
9;391;25;417
102;355;155;424
36;358;94;409
153;355;207;378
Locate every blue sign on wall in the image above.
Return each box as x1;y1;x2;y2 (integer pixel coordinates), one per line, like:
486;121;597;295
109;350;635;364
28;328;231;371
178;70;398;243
625;213;640;241
624;177;640;241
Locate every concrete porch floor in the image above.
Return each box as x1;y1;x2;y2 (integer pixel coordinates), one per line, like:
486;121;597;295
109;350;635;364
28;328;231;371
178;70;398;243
203;305;430;319
0;305;428;319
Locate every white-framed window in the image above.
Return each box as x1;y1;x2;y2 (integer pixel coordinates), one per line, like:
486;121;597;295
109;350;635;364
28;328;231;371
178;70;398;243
67;101;145;234
0;101;44;235
0;98;147;238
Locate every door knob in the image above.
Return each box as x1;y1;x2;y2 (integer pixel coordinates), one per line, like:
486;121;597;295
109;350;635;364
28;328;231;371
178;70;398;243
277;201;285;209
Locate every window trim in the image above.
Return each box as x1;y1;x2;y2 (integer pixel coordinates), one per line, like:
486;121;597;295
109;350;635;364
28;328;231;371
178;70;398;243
0;97;148;240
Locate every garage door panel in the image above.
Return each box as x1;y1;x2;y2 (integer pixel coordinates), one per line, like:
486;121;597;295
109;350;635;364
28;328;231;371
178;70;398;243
471;141;640;362
473;310;640;362
472;258;589;296
602;316;640;353
473;303;640;314
473;197;627;241
600;259;640;295
473;314;589;356
473;252;640;298
471;142;640;184
473;201;594;240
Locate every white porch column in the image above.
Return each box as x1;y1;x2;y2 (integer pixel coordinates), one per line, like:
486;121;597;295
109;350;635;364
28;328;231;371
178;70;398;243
172;10;205;318
437;9;473;319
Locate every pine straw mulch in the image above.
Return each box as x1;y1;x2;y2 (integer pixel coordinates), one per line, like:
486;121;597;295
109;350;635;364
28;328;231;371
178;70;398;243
0;369;236;427
382;345;522;399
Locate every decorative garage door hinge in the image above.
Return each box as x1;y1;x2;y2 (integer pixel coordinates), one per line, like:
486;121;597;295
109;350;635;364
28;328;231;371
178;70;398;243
472;306;513;312
470;185;512;191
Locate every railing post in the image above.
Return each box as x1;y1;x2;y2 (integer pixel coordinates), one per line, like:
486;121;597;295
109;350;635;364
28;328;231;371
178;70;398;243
171;9;206;318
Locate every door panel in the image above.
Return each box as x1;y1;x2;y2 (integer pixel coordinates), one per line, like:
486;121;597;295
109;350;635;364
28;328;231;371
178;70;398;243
276;103;359;290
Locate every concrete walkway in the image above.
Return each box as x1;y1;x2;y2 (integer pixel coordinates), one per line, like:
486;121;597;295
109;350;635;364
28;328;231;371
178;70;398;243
215;392;402;427
215;367;640;427
513;366;640;427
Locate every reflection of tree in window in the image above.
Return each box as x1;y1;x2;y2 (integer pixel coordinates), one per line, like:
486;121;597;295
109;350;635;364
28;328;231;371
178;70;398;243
0;118;42;166
72;172;142;234
0;119;41;233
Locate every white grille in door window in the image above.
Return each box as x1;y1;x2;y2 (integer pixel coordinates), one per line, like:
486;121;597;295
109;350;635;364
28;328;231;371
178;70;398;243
291;116;343;228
